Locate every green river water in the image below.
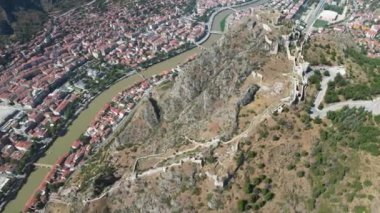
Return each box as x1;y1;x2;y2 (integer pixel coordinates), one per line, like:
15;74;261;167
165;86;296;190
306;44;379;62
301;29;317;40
3;2;261;211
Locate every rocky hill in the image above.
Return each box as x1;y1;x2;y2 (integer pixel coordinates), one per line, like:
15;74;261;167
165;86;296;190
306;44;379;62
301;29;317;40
45;10;380;213
44;12;296;213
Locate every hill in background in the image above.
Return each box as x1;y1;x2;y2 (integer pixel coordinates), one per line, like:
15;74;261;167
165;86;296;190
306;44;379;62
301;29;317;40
0;0;90;45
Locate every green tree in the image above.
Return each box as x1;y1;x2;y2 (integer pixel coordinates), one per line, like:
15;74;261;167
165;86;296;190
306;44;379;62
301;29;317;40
244;182;253;194
237;199;248;212
264;192;275;201
236;152;245;166
247;151;257;159
297;170;305;177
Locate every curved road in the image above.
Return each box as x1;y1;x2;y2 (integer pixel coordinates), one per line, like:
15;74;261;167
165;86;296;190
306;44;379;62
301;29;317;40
309;66;380;118
311;97;380;118
196;0;266;45
310;66;346;109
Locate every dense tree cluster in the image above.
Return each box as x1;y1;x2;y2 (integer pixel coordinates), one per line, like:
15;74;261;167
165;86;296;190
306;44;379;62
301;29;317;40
238;174;275;211
325;49;380;103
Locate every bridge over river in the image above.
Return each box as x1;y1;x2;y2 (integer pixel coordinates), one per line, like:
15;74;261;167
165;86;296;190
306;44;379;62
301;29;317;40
210;31;224;35
33;163;53;169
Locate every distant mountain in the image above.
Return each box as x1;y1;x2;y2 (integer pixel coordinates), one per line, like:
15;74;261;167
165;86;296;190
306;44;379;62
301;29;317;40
0;0;54;44
0;20;13;35
0;0;88;44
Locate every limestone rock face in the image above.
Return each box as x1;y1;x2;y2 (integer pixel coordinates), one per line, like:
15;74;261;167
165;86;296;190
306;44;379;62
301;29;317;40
48;17;283;213
118;32;267;149
161;40;263;139
143;98;161;128
118;98;161;146
238;84;260;107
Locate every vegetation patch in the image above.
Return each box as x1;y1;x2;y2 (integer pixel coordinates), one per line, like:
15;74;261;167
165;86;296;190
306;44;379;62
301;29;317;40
324;49;380;103
238;174;275;211
313;19;329;28
308;70;322;90
325;107;380;155
308;107;380;211
324;4;344;14
220;15;229;32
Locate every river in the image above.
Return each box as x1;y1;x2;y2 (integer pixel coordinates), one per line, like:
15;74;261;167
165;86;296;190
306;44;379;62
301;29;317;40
3;2;260;212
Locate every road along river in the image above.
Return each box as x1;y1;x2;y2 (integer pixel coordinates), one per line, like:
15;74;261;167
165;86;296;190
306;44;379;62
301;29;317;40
3;2;262;212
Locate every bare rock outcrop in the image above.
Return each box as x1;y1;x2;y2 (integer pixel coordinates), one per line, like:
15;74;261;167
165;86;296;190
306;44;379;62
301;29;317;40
143;98;161;128
49;16;286;213
238;84;260;107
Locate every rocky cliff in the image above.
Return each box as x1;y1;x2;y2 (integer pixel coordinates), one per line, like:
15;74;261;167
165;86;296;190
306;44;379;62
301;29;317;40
45;11;380;213
46;13;294;213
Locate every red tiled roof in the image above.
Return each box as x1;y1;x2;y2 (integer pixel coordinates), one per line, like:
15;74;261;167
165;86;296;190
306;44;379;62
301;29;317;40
15;141;32;151
71;140;82;149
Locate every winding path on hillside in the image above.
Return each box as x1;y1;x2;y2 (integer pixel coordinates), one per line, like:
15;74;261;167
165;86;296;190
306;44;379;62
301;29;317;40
310;66;346;109
309;66;380;118
311;97;380;118
83;100;284;205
